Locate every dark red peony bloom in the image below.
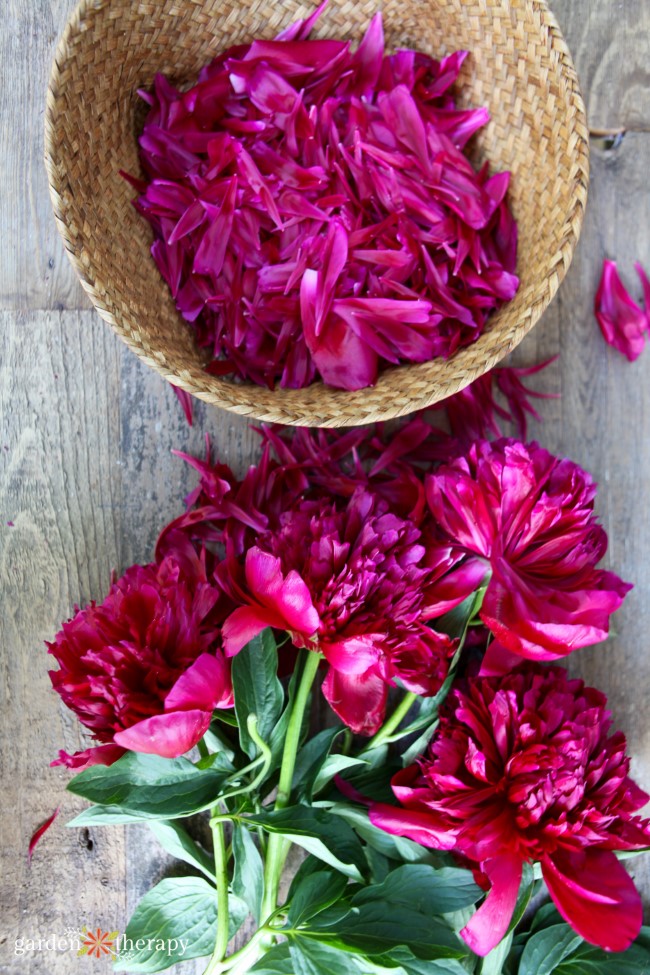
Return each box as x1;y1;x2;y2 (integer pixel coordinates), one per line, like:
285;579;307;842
369;665;650;954
48;542;233;768
426;439;631;663
220;488;457;734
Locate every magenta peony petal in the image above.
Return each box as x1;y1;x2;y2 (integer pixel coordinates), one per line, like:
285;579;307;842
543;848;643;952
595;259;647;361
165;652;234;711
460;855;523;956
322;666;387;735
244;547;320;635
222;605;284;655
369;804;457;849
114;710;213;758
321;635;381;675
478;639;524;676
51;744;127;769
171;385;194;425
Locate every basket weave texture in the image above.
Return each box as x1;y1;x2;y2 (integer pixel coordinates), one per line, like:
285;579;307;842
45;0;588;428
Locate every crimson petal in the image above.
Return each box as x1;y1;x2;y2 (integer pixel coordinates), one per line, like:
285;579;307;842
543;848;643;951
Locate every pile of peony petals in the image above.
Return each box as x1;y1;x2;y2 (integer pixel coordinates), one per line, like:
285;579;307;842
127;6;518;390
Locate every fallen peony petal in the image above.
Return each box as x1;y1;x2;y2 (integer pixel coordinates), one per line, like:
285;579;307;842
28;808;60;862
595;259;648;361
171;385;194;425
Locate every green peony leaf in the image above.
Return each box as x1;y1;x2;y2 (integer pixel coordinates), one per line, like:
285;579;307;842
67;752;230;820
232;823;264;925
351;863;481;916
147;820;214;880
245;806;366;880
112;877;247;973
286;868;348;927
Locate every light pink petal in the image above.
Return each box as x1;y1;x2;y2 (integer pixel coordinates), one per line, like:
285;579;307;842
114;710;213;758
165;652;234;712
460;854;523;957
543;848;643;951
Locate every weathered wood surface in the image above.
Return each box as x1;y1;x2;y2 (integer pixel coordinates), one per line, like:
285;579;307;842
1;1;650;972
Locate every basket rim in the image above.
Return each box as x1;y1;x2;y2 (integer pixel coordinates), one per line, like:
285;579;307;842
44;0;589;428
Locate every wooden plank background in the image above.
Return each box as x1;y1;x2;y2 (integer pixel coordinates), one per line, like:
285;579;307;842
1;1;650;972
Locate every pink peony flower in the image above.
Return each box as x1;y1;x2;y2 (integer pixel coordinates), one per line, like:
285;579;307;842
369;665;650;954
129;11;518;391
594;259;649;361
426;439;631;661
48;543;233;768
220;489;458;734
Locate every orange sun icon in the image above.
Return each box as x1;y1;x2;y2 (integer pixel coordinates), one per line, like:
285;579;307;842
78;927;119;959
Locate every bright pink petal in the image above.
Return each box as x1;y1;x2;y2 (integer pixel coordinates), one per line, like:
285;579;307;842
165;652;234;711
369;804;457;850
245;547;320;635
321;635;381;675
479;640;524;677
543;848;643;951
113;710;213;758
28;808;60;862
222;605;285;656
460;854;523;957
595;259;647;361
322;666;387;735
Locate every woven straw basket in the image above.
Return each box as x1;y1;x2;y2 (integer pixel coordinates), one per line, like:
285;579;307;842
45;0;588;428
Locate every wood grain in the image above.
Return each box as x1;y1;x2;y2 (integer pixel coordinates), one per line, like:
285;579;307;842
0;0;89;311
552;0;650;132
2;2;650;974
